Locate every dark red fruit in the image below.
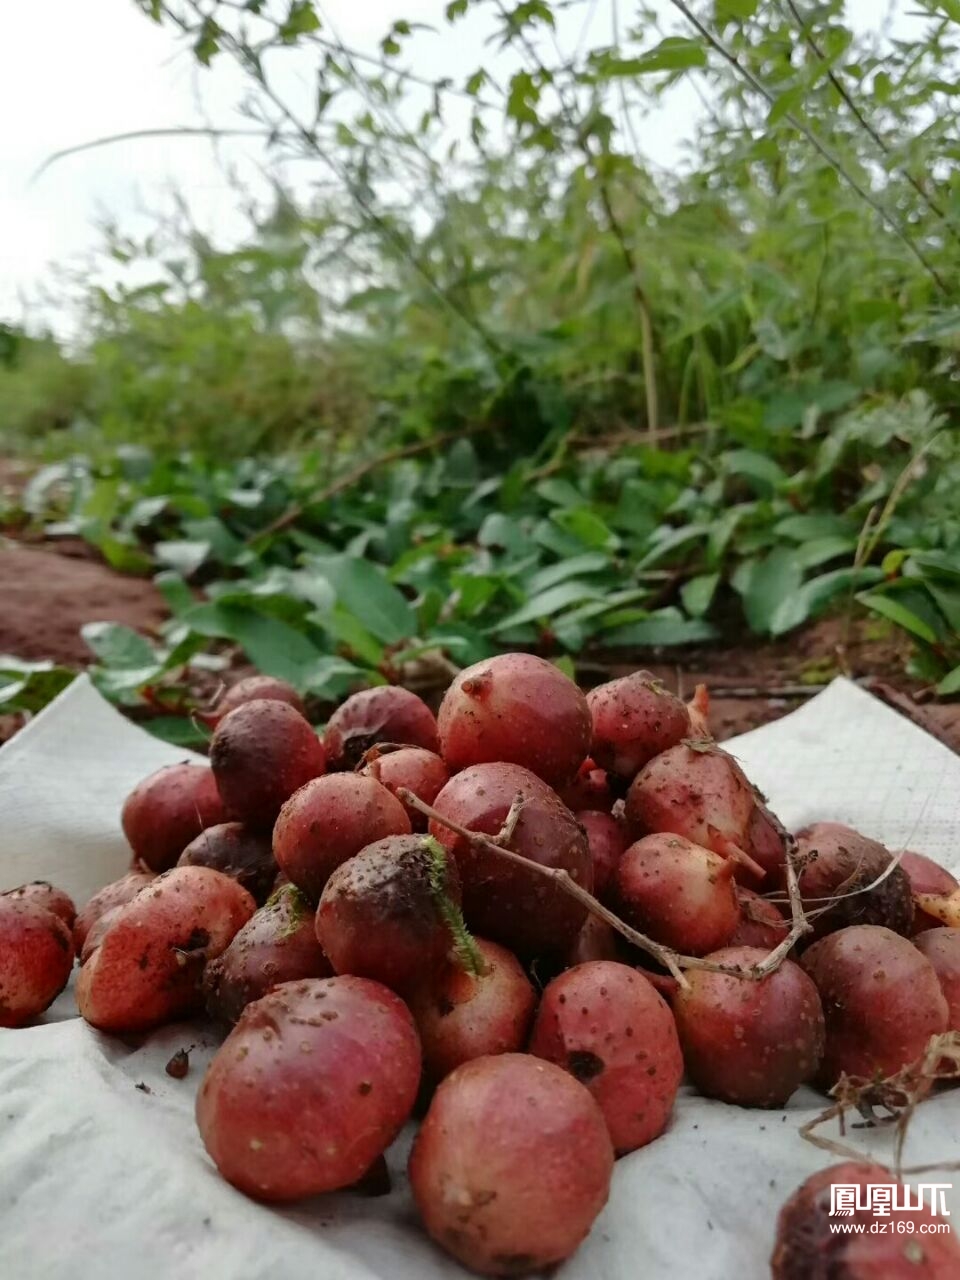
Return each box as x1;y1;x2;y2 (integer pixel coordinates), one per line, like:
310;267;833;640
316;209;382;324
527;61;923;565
178;822;277;903
212;676;304;723
323;686;439;771
360;746;449;831
429;762;591;959
576;810;628;898
210;700;326;830
587;671;691;780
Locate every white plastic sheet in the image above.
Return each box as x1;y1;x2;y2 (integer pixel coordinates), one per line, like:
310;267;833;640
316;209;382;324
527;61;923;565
1;675;958;1280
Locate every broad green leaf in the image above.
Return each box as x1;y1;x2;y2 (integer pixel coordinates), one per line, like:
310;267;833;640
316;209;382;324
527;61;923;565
492;581;604;631
794;537;857;570
937;665;960;696
0;664;75;713
154;571;197;614
82;622;158;669
601;614;718;646
856;593;940;645
308;555;415;645
775;514;854;542
739;548;804;635
681;573;719;617
606;37;706;76
144;716;210;748
715;0;759;17
525;553;610;595
155;540;210;576
723;449;786;493
552;506;620;551
180;604;323;685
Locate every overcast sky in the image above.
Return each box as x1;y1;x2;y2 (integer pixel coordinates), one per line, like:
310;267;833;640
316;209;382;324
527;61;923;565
0;0;912;334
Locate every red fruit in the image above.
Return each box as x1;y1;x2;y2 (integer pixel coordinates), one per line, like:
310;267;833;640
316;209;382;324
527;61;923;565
0;899;75;1027
122;762;227;872
210;700;326;830
3;881;76;929
914;928;960;1033
558;758;614;813
178;822;277;903
438;653;591;788
772;1161;960;1278
360;746;449;831
794;822;913;941
530;961;683;1153
801;925;948;1088
406;937;537;1085
409;1054;613;1276
901;851;959;933
576;810;628;898
316;835;460;991
324;686;439;771
587;671;691;780
429;762;591;958
565;915;621;966
615;833;740;956
73;872;154;952
672;946;825;1107
197;976;421;1201
625;743;786;882
213;676;304;723
77;866;256;1032
203;883;332;1024
731;888;790;951
273;774;411;901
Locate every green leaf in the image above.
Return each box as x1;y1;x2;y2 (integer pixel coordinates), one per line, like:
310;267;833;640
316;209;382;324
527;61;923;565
144;716;210;748
446;0;468;18
308;555;415;645
715;0;758;17
154;571;195;615
723;449;787;494
180;604;323;686
552;506;620;551
279;0;320;43
856;593;940;645
82;623;158;669
794;537;857;570
681;573;719;618
525;553;611;595
601;614;718;646
739;548;804;635
155;541;210;577
937;665;960;696
606;37;706;76
493;581;604;632
0;663;75;713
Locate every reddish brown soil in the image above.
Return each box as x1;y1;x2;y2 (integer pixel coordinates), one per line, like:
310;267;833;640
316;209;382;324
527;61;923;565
0;544;167;664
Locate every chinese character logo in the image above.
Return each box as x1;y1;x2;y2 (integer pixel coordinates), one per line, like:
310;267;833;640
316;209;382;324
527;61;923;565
830;1182;952;1218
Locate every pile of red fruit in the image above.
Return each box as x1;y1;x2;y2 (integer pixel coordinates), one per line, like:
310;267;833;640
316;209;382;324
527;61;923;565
2;657;959;1277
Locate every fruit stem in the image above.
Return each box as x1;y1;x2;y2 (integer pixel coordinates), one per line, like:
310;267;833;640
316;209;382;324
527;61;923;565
401;790;812;985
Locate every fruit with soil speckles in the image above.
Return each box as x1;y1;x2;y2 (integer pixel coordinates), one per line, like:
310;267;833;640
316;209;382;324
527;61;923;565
273;774;411;902
557;758;613;813
901;851;959;933
428;762;591;959
730;888;790;951
3;881;76;929
122;762;227;872
197;976;421;1201
565;915;621;967
576;810;628;898
361;746;449;831
438;653;591;788
587;671;691;780
316;835;461;992
772;1161;960;1278
73;872;154;952
178;822;277;903
794;822;913;941
213;676;304;722
0;899;75;1027
672;946;825;1107
529;961;682;1153
210;700;326;830
323;686;439;771
913;928;960;1033
409;1053;613;1276
615;833;740;956
203;882;332;1024
625;743;787;882
801;925;948;1089
77;866;256;1033
406;938;536;1085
